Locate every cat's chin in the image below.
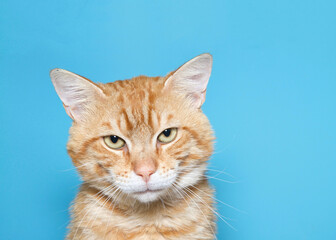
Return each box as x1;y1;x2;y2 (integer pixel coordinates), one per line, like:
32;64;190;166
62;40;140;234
131;189;163;203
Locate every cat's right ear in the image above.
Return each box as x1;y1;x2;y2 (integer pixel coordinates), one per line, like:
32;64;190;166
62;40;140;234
50;69;105;122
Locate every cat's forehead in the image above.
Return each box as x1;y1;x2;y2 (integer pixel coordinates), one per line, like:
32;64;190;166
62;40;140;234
100;75;165;98
97;75;180;136
101;76;166;114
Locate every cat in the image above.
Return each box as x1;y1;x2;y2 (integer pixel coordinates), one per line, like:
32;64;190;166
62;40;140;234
50;53;216;240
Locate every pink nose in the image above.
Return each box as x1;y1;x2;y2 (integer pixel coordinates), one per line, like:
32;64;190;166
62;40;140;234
134;160;156;183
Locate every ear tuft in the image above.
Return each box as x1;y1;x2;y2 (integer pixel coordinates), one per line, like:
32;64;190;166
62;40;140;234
164;53;213;108
50;68;104;121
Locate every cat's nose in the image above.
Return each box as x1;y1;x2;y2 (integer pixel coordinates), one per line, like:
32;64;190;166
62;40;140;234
134;160;157;183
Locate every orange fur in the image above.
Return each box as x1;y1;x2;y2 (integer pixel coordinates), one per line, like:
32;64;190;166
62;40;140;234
52;54;216;239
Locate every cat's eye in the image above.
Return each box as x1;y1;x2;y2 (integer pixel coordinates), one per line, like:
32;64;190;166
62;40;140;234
103;135;126;149
158;128;178;144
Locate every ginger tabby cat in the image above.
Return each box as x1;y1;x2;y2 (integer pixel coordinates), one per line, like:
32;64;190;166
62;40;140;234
51;53;216;239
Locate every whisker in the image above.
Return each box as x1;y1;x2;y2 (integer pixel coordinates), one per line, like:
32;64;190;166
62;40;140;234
85;186;120;233
59;162;93;172
103;187;123;239
175;168;238;184
73;185;115;239
172;184;218;240
206;176;240;184
176;183;237;231
206;168;236;179
191;184;246;214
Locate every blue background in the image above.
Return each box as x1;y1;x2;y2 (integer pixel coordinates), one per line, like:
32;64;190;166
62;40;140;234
1;0;335;239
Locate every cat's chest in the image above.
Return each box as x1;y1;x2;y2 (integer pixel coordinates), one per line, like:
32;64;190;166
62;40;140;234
99;206;194;229
90;201;198;238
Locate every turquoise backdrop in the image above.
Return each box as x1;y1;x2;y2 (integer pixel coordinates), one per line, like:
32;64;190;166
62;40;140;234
1;0;336;239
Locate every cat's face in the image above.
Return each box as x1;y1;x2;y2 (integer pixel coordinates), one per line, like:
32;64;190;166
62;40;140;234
51;54;214;203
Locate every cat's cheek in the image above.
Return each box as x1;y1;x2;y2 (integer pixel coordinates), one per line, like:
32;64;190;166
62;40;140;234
98;138;129;164
176;163;207;188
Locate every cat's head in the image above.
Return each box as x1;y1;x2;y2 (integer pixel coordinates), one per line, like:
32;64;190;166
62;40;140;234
51;54;214;203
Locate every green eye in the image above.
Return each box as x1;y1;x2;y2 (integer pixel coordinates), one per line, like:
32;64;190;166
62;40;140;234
158;128;178;143
103;135;126;149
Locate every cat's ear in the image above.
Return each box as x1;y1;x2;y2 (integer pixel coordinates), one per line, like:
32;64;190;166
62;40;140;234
50;68;105;122
164;53;213;108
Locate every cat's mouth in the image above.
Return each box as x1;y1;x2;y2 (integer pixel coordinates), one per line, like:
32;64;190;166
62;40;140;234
131;188;166;202
133;189;163;195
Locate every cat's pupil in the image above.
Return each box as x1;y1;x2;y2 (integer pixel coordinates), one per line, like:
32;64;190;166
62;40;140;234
110;136;119;143
163;129;171;137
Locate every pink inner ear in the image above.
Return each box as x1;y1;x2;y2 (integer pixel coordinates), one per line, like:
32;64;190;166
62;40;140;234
163;54;212;108
188;89;207;109
51;68;107;122
199;89;207;106
63;103;75;120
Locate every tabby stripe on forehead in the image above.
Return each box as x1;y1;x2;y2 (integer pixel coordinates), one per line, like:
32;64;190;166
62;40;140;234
147;105;153;128
138;107;145;123
117;93;124;103
156;110;161;127
120;108;133;131
148;89;155;103
141;105;148;125
142;89;150;125
149;108;161;130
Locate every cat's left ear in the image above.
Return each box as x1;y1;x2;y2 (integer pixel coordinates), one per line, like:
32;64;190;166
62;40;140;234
164;53;213;108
